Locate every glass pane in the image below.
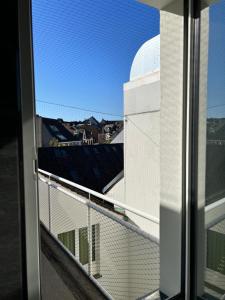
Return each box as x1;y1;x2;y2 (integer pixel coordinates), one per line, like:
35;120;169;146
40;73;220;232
79;227;89;265
58;230;75;255
207;231;225;276
33;0;185;298
92;224;96;262
199;1;225;298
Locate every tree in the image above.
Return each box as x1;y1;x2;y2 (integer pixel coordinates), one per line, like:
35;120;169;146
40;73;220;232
49;137;59;147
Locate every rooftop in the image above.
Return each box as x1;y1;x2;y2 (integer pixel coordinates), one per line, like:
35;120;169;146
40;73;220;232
41;117;77;142
38;143;123;193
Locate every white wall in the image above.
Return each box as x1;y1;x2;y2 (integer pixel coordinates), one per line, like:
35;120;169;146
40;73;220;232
39;179;50;228
106;177;125;204
111;130;124;144
159;7;184;296
124;71;160;238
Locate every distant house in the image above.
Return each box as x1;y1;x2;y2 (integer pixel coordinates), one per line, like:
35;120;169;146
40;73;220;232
98;133;107;144
104;124;114;133
98;132;112;143
97;121;123;144
84;116;100;128
62;122;77;135
36;115;124;147
59;130;84;146
81;125;99;144
36;116;81;147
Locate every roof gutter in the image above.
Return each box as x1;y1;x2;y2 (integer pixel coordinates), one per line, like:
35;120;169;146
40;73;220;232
102;170;124;194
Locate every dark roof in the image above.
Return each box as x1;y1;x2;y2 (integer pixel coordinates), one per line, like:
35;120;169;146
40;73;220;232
38;144;124;193
84;116;99;127
42;117;76;142
207;118;225;140
206;143;225;204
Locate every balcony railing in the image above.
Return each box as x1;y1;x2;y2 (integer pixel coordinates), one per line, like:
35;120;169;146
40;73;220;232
205;198;225;297
38;169;160;300
38;168;225;299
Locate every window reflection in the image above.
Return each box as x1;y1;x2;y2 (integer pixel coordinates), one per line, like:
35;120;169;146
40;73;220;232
202;1;225;298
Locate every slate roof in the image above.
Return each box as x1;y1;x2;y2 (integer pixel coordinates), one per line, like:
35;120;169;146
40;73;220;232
38;143;124;193
42;117;76;142
84;116;100;128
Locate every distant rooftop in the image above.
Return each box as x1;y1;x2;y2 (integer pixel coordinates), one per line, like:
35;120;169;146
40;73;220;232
41;117;76;142
38;143;123;193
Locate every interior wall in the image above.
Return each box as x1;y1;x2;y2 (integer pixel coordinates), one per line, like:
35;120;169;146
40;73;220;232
0;1;26;299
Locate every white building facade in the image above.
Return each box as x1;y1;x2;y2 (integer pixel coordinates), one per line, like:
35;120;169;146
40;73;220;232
124;35;160;238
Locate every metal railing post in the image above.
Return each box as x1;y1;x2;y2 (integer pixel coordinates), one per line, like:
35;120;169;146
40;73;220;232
48;174;51;232
88;192;92;276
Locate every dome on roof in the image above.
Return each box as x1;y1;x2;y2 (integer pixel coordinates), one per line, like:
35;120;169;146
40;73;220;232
130;34;160;81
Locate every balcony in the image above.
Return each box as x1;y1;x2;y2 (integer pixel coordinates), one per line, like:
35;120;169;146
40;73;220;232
40;223;109;300
38;169;225;299
38;169;160;299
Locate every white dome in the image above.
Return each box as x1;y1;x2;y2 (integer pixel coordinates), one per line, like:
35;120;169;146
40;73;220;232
130;34;160;81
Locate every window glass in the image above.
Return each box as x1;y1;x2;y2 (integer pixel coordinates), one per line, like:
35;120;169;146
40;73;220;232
92;224;99;262
199;1;225;298
79;227;89;265
33;0;184;298
92;225;96;262
58;230;75;255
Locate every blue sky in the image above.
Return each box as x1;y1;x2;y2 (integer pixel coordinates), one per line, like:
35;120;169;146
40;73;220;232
32;0;159;121
207;0;225;118
32;0;225;121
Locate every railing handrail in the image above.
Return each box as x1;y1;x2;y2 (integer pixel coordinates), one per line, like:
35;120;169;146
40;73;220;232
39;176;89;206
38;168;160;225
205;197;225;213
39;176;159;244
39;169;225;229
205;197;225;229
